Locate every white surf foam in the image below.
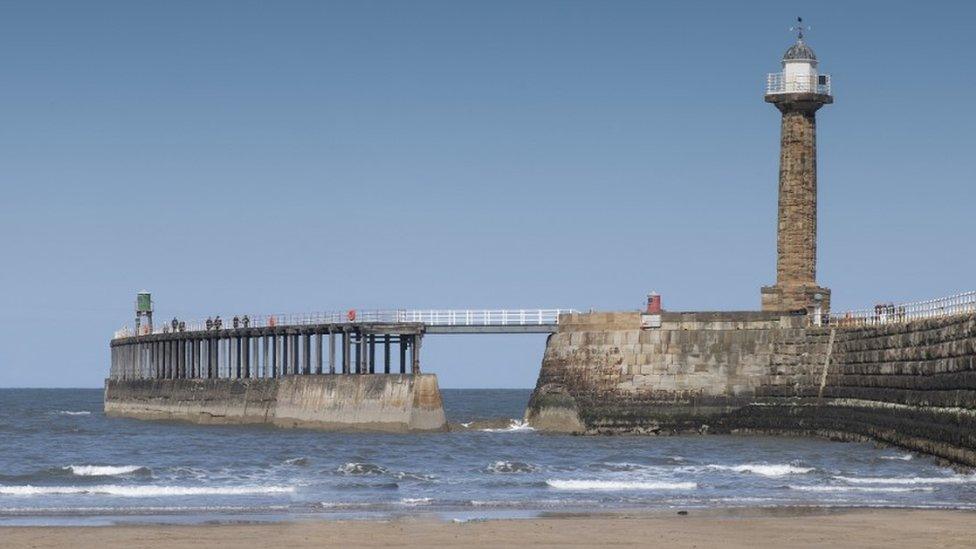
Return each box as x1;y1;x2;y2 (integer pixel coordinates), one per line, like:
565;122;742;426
0;485;295;497
789;485;935;493
336;462;388;476
834;475;975;485
880;454;914;461
399;497;433;505
65;465;147;477
56;411;91;416
486;461;536;474
546;480;697;491
707;464;814;477
480;419;535;433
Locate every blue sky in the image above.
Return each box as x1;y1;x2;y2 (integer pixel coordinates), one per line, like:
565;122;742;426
1;1;974;388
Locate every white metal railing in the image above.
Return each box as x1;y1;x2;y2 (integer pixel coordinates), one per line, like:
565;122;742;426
766;72;831;95
830;291;976;327
114;308;578;338
396;309;572;326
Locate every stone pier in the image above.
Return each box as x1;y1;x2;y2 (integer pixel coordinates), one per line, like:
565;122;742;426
106;321;446;432
526;311;976;467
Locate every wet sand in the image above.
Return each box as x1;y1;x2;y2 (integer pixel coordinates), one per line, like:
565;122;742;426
2;509;975;548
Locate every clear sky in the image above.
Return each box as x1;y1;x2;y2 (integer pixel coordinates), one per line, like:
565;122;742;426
1;1;974;388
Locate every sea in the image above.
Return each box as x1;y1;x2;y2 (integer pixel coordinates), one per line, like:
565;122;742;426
1;388;974;526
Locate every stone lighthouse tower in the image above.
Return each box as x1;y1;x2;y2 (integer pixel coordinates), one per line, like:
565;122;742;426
760;19;832;319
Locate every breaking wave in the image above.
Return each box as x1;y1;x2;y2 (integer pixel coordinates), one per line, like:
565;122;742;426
833;475;975;485
480;419;535;433
0;485;296;497
707;464;814;477
546;480;697;491
336;463;388;476
55;411;91;416
486;461;536;474
399;497;433;506
789;485;935;493
880;454;914;461
64;465;149;477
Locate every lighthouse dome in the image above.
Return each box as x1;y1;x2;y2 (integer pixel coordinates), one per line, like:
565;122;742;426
783;39;817;62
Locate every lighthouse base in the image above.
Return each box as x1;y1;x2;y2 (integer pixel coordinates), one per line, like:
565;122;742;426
761;284;830;318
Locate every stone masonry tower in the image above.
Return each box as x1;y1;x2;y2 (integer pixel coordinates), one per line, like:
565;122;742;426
760;19;832;318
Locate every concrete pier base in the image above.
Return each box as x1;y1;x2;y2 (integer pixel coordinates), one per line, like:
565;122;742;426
104;374;447;432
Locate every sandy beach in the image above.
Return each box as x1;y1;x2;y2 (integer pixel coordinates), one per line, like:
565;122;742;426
2;509;974;549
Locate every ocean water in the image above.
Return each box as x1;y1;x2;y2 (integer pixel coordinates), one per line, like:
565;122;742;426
1;388;975;525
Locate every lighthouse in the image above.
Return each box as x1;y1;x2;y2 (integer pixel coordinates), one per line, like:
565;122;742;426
760;18;832;321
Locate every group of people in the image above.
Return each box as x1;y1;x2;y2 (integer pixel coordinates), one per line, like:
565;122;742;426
159;315;255;332
205;315;250;330
161;317;187;333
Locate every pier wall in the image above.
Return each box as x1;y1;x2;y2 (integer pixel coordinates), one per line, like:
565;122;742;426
526;311;976;466
105;374;447;432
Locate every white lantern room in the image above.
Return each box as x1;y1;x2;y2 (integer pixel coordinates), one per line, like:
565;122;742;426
766;21;831;96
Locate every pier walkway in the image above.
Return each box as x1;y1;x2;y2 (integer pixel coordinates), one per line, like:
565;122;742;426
109;309;577;382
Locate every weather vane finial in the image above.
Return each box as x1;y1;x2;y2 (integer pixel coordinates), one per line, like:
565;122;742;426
790;16;810;42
